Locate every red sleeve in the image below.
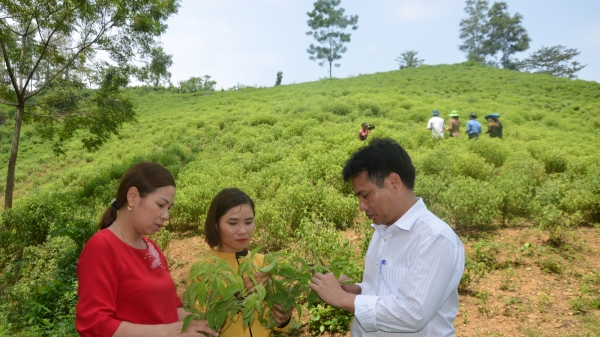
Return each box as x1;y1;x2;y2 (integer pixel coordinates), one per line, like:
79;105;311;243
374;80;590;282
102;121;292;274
76;233;122;337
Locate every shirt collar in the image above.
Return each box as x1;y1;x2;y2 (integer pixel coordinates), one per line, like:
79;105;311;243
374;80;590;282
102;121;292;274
371;198;426;231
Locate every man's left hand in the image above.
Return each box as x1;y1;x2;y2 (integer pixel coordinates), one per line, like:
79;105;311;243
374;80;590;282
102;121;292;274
310;272;356;312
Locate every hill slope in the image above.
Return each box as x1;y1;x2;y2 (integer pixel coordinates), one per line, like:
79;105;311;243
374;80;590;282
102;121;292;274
1;63;600;336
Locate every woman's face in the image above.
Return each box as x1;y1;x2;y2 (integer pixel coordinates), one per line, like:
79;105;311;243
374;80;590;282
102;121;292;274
217;203;255;253
132;185;176;235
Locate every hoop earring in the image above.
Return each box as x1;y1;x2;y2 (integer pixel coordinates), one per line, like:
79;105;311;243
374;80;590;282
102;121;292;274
127;204;133;211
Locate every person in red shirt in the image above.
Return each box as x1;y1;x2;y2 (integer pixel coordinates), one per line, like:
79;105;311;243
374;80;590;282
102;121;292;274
76;162;218;337
359;122;371;141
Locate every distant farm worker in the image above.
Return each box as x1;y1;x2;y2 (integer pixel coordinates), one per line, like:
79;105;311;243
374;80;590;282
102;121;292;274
310;138;465;337
485;113;503;138
465;112;482;139
76;162;218;337
359;122;371;141
202;188;294;337
445;110;461;137
427;110;445;138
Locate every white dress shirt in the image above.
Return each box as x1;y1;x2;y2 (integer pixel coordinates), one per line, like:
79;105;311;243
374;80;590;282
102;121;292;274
352;198;465;336
427;117;445;138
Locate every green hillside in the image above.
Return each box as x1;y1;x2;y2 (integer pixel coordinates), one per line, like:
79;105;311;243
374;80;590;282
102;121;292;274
1;63;600;335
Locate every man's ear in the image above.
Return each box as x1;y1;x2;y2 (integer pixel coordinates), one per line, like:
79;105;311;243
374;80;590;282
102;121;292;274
387;173;403;191
127;186;141;207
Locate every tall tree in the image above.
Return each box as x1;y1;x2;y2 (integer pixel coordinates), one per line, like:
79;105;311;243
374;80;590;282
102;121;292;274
484;2;530;69
275;71;283;86
459;0;490;63
0;0;180;209
306;0;358;78
519;45;586;79
395;50;424;69
137;46;173;88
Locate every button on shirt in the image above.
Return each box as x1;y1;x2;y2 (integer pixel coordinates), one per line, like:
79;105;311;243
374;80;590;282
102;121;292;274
465;120;482;135
352;198;465;337
427;117;445;138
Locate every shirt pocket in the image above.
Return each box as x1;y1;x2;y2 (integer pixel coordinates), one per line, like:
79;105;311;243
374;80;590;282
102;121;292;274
377;264;406;297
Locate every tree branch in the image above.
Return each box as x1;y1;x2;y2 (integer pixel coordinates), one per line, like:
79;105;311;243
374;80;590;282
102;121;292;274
0;38;22;100
0;99;19;107
22;0;87;96
18;14;35;93
23;110;96;118
25;27;108;100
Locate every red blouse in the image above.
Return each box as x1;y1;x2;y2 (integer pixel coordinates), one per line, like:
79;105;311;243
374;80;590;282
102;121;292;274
76;229;182;337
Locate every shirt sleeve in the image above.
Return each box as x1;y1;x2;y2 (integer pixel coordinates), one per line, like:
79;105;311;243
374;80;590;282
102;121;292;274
353;234;462;333
76;235;122;337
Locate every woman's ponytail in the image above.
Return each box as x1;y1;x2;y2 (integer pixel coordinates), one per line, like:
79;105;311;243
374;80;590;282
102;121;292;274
99;207;118;230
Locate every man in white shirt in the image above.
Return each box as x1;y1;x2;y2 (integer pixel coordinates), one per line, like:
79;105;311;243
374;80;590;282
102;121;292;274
310;138;465;336
427;110;445;138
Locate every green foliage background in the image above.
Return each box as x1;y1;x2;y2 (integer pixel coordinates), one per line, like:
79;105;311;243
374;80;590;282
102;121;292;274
1;63;599;335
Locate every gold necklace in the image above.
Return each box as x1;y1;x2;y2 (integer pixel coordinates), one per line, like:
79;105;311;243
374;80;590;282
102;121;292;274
114;222;134;246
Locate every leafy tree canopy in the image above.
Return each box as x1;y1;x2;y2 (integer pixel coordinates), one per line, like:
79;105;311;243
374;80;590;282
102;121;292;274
0;0;180;208
178;75;216;93
395;50;424;69
458;0;530;69
519;45;586;79
485;2;531;69
306;0;358;78
459;0;490;63
136;46;174;87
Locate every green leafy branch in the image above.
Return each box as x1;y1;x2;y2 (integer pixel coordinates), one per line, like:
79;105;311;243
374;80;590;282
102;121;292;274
183;256;266;332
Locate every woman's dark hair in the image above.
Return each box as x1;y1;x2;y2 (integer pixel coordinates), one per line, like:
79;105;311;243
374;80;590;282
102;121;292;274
204;188;255;248
99;162;176;229
342;138;415;190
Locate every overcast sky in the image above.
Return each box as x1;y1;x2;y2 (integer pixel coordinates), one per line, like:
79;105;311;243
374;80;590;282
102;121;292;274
160;0;600;89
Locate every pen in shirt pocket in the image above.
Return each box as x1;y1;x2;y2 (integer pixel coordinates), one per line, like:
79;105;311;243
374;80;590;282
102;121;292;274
379;259;386;273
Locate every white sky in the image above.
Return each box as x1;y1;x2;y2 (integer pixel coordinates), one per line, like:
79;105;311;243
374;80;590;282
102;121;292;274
160;0;600;89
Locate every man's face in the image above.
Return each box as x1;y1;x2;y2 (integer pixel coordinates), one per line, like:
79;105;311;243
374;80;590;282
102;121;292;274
351;171;397;226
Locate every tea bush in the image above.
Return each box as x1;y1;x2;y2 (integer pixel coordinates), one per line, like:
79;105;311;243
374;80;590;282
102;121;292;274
439;177;500;229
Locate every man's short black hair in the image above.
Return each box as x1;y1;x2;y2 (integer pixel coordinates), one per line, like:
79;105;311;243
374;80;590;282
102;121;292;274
342;138;415;190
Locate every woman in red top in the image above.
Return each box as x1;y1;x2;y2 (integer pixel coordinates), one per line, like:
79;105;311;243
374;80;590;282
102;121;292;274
76;162;218;337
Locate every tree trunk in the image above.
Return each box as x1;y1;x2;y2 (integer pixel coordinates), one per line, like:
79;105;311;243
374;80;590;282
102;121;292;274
4;103;24;209
329;61;332;79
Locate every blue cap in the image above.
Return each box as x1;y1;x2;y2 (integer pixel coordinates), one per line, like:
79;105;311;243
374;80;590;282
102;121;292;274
432;110;440;116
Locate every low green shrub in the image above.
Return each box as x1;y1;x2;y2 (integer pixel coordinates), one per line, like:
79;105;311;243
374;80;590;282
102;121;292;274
439;177;500;229
292;215;362;281
322;102;352;116
467;137;509;168
309;304;353;335
0;195;62;254
459;253;487;293
472;237;500;271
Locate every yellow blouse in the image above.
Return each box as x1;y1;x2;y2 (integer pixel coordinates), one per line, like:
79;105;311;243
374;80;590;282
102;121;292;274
208;248;289;337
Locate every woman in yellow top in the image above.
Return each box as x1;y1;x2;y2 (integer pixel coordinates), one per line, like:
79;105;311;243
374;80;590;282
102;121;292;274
204;188;294;337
